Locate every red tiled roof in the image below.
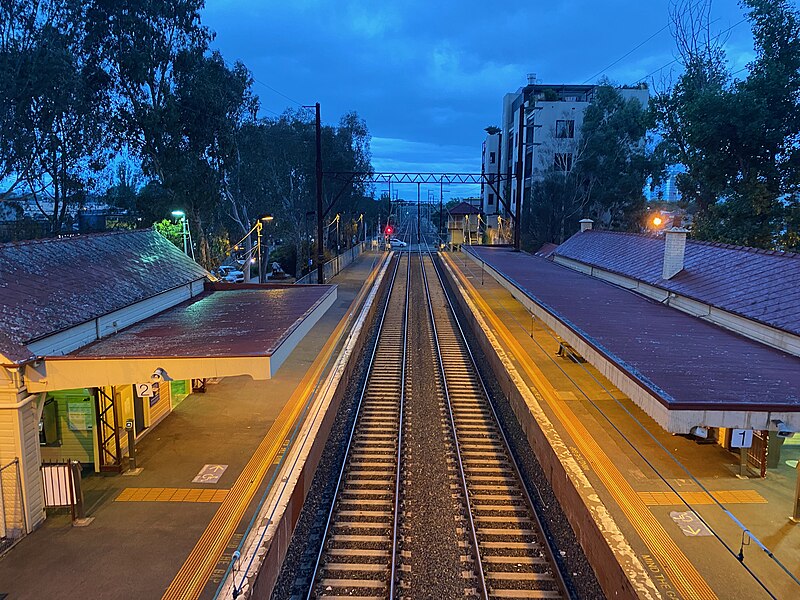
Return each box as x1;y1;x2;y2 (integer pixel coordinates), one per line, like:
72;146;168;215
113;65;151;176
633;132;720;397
68;283;335;359
554;230;800;336
469;246;800;412
448;201;481;215
0;230;209;361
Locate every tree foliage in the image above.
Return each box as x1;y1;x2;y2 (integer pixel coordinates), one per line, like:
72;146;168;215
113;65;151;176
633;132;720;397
653;0;800;250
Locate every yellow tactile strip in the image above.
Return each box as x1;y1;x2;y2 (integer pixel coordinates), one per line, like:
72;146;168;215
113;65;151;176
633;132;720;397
116;488;228;503
640;489;767;506
162;253;387;600
445;254;718;600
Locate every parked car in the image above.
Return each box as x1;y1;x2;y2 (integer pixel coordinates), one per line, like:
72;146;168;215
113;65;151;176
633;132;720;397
218;265;245;283
390;238;408;248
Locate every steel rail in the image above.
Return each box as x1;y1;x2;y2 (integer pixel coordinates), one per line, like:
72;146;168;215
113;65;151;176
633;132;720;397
306;252;407;599
422;243;571;599
418;249;489;599
389;236;411;597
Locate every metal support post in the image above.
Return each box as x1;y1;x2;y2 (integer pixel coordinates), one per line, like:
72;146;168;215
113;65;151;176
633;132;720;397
315;102;325;284
793;461;800;521
739;447;748;478
514;105;524;252
256;222;263;283
417;183;421;243
70;460;86;521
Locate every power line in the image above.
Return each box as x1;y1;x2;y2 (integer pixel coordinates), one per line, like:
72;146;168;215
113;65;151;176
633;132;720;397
581;0;711;84
252;77;304;108
643;17;747;81
582;24;670;84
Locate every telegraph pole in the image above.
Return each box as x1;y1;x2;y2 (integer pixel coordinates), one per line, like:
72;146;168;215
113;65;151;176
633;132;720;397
514;104;524;252
315;103;324;284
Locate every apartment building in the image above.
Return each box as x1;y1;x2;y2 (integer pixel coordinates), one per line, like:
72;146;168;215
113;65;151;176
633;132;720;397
480;75;650;238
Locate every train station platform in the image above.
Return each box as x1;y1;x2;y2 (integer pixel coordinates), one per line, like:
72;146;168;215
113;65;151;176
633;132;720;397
441;249;800;600
0;251;386;600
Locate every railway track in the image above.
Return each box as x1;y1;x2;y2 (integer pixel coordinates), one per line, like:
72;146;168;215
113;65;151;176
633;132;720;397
306;217;568;598
419;250;569;600
307;252;409;599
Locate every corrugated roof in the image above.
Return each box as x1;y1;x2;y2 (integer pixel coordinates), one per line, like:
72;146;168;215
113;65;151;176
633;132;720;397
448;201;481;215
554;230;800;336
469;246;800;412
0;230;209;360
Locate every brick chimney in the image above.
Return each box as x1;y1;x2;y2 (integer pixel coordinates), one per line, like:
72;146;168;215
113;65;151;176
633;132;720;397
579;218;593;233
662;227;688;279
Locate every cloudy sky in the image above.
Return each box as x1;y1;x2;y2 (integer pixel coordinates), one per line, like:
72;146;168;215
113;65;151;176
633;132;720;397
203;0;755;197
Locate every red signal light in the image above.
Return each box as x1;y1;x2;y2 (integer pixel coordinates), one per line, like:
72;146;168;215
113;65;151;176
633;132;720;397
384;225;394;236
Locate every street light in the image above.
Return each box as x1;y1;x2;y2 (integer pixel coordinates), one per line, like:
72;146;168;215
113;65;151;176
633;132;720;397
171;210;190;257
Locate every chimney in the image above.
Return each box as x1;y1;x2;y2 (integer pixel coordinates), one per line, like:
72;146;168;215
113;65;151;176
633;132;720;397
662;227;688;280
527;72;537;85
579;218;593;232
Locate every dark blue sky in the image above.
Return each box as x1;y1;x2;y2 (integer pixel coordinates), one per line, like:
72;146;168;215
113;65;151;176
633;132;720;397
203;0;754;196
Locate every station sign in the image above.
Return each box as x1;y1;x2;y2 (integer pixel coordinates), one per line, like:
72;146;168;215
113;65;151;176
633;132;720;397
730;429;754;449
135;382;155;398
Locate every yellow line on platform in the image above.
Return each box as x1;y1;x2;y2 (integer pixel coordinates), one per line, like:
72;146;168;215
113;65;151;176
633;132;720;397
162;254;387;600
115;488;230;503
640;490;767;506
445;253;718;600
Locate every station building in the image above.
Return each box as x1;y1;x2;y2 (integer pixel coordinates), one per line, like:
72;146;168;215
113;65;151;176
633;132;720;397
0;230;335;537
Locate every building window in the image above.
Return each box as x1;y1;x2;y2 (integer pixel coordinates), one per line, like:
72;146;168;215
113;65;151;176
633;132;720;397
555;153;573;172
489;151;496;164
556;119;575;139
488;193;495;206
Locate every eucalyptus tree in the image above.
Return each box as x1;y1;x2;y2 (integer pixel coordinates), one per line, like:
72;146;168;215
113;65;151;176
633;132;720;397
0;0;113;233
652;0;800;250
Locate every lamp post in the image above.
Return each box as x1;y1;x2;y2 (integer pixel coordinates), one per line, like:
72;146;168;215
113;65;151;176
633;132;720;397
257;214;274;283
171;210;189;256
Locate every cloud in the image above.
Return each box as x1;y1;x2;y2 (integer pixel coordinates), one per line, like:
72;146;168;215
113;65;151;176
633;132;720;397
203;0;754;178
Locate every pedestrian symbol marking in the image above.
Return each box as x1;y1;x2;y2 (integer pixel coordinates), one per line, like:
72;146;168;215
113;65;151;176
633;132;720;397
192;464;228;484
669;511;712;537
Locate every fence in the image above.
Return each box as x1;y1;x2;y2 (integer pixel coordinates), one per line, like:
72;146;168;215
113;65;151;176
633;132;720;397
0;458;26;555
295;242;367;284
41;460;86;522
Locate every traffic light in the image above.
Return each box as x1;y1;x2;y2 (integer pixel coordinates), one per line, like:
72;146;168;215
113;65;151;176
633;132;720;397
384;225;393;236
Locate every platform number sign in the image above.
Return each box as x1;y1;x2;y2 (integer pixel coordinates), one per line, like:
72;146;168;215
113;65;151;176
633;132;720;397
135;382;154;398
731;429;754;449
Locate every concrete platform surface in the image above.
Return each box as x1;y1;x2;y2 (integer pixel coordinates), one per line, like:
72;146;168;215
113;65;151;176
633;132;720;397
446;251;800;600
0;252;384;600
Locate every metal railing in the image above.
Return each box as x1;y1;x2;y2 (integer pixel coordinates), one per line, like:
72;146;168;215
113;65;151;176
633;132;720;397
295;242;367;284
1;458;27;555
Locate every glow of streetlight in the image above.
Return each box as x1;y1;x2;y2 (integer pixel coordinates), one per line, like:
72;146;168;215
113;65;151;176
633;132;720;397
171;210;185;218
260;214;274;222
652;216;663;227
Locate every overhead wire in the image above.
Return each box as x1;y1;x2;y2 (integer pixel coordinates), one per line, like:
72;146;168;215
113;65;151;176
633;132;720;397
642;17;748;81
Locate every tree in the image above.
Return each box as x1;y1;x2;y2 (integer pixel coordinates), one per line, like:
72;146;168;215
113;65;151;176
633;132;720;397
0;0;113;232
652;0;800;250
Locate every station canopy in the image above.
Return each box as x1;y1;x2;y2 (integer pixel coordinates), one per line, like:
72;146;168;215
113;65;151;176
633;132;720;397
26;283;336;392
